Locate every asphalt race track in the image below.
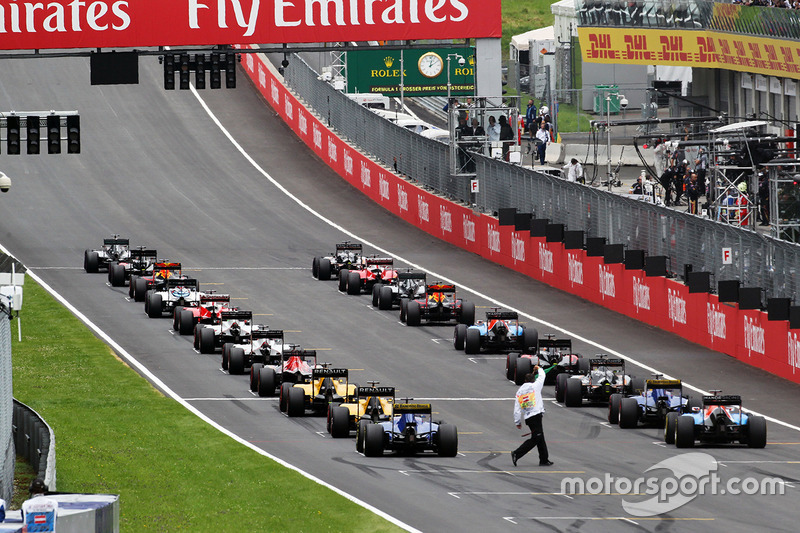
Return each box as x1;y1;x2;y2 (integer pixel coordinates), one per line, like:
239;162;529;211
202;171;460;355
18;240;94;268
1;56;798;532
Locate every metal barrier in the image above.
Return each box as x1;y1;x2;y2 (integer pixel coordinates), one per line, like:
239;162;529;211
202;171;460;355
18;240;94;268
284;55;800;297
0;313;13;502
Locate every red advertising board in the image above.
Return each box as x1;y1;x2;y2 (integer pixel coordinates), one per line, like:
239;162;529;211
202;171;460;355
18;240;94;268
0;0;501;50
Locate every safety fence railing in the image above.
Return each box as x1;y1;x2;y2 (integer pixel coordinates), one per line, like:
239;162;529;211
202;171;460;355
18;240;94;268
283;55;800;300
0;313;13;502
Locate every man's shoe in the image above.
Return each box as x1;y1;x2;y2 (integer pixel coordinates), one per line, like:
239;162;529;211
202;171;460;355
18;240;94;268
511;452;518;467
539;460;554;466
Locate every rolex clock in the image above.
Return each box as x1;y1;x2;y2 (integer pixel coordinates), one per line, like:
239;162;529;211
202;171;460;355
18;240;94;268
418;52;444;78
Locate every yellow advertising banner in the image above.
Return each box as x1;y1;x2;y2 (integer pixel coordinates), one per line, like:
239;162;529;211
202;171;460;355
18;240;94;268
578;27;800;80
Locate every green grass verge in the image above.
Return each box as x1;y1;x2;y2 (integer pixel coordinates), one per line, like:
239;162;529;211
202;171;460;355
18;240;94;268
11;280;403;532
501;0;555;61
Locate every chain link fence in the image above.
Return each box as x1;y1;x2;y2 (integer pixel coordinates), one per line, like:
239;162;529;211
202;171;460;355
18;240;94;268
1;311;14;503
283;54;800;299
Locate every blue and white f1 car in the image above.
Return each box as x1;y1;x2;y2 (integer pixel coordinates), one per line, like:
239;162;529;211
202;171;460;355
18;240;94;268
671;394;767;448
454;310;537;355
360;402;458;457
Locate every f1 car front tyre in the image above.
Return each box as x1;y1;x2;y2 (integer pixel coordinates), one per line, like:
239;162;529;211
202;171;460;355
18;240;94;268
347;271;361;295
379;286;393;310
437;424;458;457
460;301;475;326
338;269;349;292
675;416;695;448
84;250;99;273
364;424;385;457
330;406;350;438
406;301;422;326
608;393;622;424
747;416;767;448
228;347;246;375
109;263;126;286
618;397;639;429
464;328;481;355
258;368;277;397
287;387;305;417
515;357;533;386
564;378;583;407
453;324;467;351
664;412;678;444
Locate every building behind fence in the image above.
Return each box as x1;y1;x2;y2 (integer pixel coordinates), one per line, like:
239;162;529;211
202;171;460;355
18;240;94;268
284;54;800;300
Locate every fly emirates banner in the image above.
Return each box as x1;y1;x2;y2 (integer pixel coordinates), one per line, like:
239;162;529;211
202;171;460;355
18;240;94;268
0;0;501;50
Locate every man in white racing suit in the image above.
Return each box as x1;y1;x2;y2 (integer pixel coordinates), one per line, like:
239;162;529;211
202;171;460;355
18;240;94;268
512;366;553;466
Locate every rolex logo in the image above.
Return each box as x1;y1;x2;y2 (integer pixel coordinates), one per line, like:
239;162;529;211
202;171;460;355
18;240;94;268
384;56;394;68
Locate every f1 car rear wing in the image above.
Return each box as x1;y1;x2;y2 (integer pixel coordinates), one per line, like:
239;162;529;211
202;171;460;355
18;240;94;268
485;311;518;321
312;368;348;379
200;294;231;304
393;403;432;415
154;262;181;272
426;283;456;294
166;278;199;289
398;272;426;281
130;249;158;260
251;329;284;340
220;310;253;322
335;242;363;253
357;386;395;398
589;358;624;367
365;257;394;266
103;238;129;246
646;379;682;389
703;395;742;406
281;348;316;365
539;338;572;351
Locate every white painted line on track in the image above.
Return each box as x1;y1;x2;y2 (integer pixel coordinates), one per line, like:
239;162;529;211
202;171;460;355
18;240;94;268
187;63;800;435
184;397;279;401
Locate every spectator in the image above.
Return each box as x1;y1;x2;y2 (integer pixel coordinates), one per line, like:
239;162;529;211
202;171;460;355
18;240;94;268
758;169;770;226
524;99;537;139
22;478;58;533
673;159;688;205
687;173;701;214
631;176;644;195
695;147;708;196
499;115;515;158
487;115;500;142
535;122;550;165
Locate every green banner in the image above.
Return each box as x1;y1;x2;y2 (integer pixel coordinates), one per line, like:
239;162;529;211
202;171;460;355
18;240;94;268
346;47;475;97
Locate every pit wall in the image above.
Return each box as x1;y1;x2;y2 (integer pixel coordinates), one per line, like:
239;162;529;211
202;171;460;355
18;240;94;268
239;48;800;385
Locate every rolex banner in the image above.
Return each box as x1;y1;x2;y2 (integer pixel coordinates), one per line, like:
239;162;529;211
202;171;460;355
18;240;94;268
346;47;475;97
0;1;500;51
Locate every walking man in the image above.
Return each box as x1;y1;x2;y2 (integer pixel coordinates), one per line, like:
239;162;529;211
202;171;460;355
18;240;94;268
511;367;553;466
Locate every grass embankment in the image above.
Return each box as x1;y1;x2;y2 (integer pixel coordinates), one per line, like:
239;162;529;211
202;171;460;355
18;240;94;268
11;281;402;532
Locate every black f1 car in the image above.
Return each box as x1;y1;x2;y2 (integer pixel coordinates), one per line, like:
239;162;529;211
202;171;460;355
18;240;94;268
401;283;475;327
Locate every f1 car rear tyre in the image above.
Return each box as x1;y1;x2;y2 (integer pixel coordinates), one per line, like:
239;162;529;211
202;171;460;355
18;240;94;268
147;293;163;318
84;251;99;273
338;269;349;292
564;378;583;407
364;423;384;457
133;277;147;302
555;373;568;403
675;415;695;448
515;357;533;386
199;328;216;354
221;343;230;370
506;353;519;380
193;324;201;349
279;382;292;412
522;327;539;354
356;420;370;453
178;309;194;336
371;284;381;307
664;412;679;444
258;368;277;397
347;271;361;295
464;328;481;355
228;347;245;375
460;301;476;326
437;424;458;457
747;416;767;448
109;263;126;286
629;377;645;395
379;286;393;310
577;356;590;374
312;256;320;279
619;397;639;428
318;258;331;280
406;301;422;326
172;306;183;331
454;324;467;350
608;393;622;424
399;299;408;323
287;387;305;417
250;364;263;392
330;406;350;438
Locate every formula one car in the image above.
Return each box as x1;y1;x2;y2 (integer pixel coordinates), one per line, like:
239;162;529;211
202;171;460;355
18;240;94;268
107;247;158;287
506;335;587;386
284;367;357;417
84;236;130;273
341;256;397;296
172;293;234;336
556;356;636;407
671;393;767;448
194;310;253;354
401;283;475;327
328;383;396;442
145;277;202;319
360;401;458;457
129;261;182;302
312;241;363;281
373;271;426;310
253;346;320;398
226;326;285;375
454;310;537;356
610;378;700;430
